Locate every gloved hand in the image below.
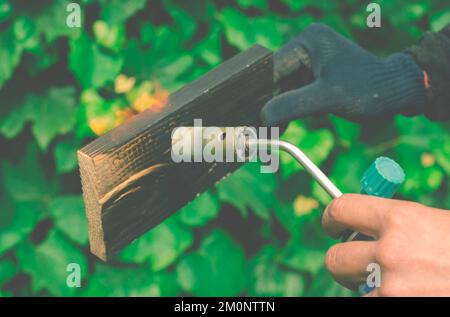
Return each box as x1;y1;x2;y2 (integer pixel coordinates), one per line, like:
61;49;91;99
261;24;430;126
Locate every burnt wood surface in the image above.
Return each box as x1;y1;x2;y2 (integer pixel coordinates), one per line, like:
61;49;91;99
78;45;277;260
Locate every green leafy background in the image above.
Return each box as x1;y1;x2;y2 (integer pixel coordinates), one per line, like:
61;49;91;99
0;0;449;297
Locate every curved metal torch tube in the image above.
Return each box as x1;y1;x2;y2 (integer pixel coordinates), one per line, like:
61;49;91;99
249;139;343;199
171;127;342;199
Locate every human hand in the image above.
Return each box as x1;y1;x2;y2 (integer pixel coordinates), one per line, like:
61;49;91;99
261;24;429;126
322;194;450;296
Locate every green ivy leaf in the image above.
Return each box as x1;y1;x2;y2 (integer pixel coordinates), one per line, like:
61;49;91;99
400;164;444;198
330;115;360;147
99;0;147;25
0;0;12;23
434;137;450;174
282;0;311;11
13;16;39;50
2;142;50;202
395;116;446;197
25;43;60;76
306;267;356;297
54;137;79;174
30;87;77;150
48;195;88;245
0;26;23;89
0;143;47;255
123;39;153;80
248;245;306;296
220;8;254;51
123;26;186;86
395;115;443;143
82;264;179;297
251;17;285;50
280;241;326;276
281;121;334;180
216;162;277;219
167;5;197;40
398;151;444;197
0;194;15;229
15;229;87;296
176;229;247;296
312;180;333;206
0;201;43;256
119;217;193;271
33;0;81;42
349;11;368;30
236;0;268;10
69;33;124;89
0;259;17;286
0;95;33;139
154;55;194;89
140;22;156;45
93;20;125;53
272;198;324;239
330;145;370;193
178;191;220;227
1;87;77;149
194;23;222;66
220;8;284;51
431;9;450;32
153;26;183;57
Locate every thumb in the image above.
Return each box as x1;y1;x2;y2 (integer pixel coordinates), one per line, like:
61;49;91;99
261;80;333;126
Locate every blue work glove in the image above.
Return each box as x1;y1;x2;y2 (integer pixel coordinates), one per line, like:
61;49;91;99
261;24;429;126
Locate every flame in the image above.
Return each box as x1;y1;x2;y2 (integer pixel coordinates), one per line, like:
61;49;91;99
89;117;114;136
114;108;136;126
132;82;169;113
89;77;169;136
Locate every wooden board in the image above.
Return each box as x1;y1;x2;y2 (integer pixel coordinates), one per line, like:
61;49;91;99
78;45;275;261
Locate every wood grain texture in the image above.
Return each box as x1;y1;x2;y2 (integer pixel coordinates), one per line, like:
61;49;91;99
78;45;276;261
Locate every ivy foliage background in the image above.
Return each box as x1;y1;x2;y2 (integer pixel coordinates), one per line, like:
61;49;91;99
0;0;449;297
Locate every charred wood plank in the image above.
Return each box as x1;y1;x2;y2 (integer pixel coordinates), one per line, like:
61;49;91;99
78;45;275;261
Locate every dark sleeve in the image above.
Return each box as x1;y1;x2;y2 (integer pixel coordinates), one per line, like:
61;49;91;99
405;24;450;121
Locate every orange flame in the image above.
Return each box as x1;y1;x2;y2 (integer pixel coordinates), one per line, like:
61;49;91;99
113;80;169;129
132;82;169;113
89;78;170;136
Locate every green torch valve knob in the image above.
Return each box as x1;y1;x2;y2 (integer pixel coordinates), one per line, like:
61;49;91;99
360;156;405;199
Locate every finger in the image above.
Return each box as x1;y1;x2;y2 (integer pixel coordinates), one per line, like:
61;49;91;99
325;241;377;288
297;23;370;70
260;80;332;126
322;194;397;239
294;23;342;71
